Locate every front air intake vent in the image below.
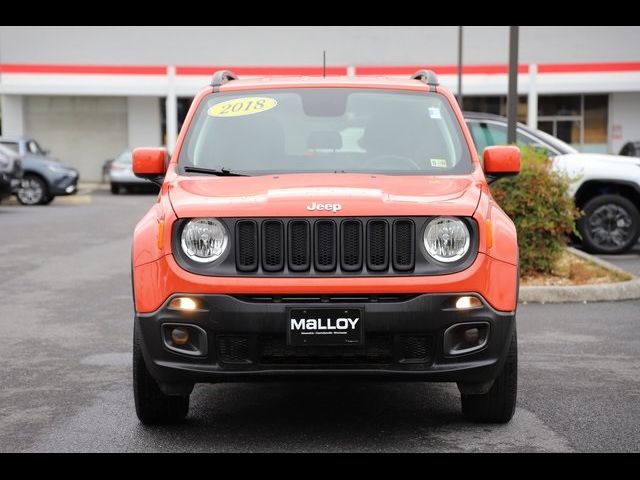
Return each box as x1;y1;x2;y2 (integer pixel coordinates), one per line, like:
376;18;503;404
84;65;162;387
262;220;284;272
314;220;337;271
367;220;389;271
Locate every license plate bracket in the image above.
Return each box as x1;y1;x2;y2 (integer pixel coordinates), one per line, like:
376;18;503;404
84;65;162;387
288;308;363;346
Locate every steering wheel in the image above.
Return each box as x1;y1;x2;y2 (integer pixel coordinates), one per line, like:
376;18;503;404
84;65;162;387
365;154;423;171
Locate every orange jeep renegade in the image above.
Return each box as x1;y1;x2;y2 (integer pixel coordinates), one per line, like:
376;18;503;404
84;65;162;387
131;70;520;425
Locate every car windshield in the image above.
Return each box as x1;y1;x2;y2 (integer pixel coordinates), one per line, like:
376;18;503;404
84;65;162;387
179;89;472;176
116;151;133;164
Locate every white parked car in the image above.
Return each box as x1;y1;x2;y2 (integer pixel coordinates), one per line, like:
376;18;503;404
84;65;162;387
465;112;640;254
109;150;159;194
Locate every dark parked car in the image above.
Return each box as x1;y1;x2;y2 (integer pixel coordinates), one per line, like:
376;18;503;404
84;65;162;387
0;144;23;203
0;137;79;205
619;141;640;158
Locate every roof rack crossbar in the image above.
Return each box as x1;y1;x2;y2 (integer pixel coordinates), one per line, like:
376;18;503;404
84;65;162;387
211;70;239;88
411;69;439;87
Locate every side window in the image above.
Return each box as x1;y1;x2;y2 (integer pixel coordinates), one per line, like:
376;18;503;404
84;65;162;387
468;120;558;156
467;121;508;153
0;141;20;154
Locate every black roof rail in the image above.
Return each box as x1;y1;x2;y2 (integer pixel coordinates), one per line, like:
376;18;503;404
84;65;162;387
411;69;439;86
211;70;238;89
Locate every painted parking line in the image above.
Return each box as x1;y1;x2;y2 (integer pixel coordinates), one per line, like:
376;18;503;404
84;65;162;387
3;195;92;206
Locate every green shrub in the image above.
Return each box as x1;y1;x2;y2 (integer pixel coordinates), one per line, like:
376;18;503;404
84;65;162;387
489;147;580;276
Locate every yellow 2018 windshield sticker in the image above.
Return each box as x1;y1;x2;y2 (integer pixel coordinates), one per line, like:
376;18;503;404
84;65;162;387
208;97;277;118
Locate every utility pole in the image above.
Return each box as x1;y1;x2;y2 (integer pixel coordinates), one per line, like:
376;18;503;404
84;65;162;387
457;26;463;106
507;26;519;144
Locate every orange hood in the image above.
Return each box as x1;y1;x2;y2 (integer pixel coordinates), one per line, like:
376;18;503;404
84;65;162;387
168;173;481;218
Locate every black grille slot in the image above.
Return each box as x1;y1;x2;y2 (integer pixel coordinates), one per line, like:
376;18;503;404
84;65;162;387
235;221;258;272
314;221;337;271
393;220;415;271
260;335;393;365
341;220;363;271
399;335;433;363
288;221;310;271
367;220;389;271
262;220;284;271
217;336;251;364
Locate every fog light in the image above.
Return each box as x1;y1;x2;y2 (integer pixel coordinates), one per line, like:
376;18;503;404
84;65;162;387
161;323;208;357
455;296;482;310
463;327;480;344
171;327;190;346
169;297;198;311
443;322;490;356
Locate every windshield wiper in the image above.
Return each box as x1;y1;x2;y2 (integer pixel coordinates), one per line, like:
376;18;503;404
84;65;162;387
183;166;248;177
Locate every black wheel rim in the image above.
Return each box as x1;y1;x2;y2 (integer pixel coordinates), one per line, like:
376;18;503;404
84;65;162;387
587;203;634;249
17;179;44;205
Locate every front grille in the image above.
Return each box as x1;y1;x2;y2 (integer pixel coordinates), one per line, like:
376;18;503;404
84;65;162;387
260;335;393;365
234;217;418;275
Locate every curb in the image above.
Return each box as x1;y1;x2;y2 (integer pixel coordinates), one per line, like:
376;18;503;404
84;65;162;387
519;247;640;304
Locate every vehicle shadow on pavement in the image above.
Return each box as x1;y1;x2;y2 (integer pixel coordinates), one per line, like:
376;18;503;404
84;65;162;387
135;381;469;452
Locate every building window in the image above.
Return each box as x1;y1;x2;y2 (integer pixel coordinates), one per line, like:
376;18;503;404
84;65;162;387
538;94;608;153
462;96;528;123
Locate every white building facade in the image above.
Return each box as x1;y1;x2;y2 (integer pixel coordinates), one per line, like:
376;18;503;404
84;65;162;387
1;26;640;181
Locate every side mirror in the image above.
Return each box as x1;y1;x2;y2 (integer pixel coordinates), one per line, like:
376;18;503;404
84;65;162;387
483;146;520;183
133;147;168;185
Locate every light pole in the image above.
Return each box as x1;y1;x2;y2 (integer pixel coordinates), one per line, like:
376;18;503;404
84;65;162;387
457;26;463;106
507;26;519;144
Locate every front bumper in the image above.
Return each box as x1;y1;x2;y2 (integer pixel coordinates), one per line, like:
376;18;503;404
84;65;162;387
49;169;79;196
136;293;515;388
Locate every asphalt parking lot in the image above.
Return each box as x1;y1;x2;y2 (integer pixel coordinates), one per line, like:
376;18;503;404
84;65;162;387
1;188;639;452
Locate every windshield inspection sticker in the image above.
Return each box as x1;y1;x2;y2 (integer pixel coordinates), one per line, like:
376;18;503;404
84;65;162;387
428;107;442;119
430;158;448;168
208;97;277;118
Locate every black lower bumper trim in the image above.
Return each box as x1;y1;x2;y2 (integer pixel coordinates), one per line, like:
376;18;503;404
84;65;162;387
136;293;515;385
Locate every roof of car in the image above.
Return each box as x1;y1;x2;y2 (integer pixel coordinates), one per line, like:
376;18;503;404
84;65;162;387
462;111;510;121
217;75;434;92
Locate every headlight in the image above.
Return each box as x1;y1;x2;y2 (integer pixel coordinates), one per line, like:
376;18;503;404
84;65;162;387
423;217;470;263
181;218;229;263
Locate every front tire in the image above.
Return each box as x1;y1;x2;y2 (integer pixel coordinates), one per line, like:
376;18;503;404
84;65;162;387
133;324;189;425
578;194;640;254
461;327;517;423
17;175;48;205
110;183;120;195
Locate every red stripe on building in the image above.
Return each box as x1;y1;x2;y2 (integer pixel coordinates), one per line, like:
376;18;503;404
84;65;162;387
176;66;348;76
356;64;530;75
0;64;166;75
537;62;640;73
1;62;640;76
